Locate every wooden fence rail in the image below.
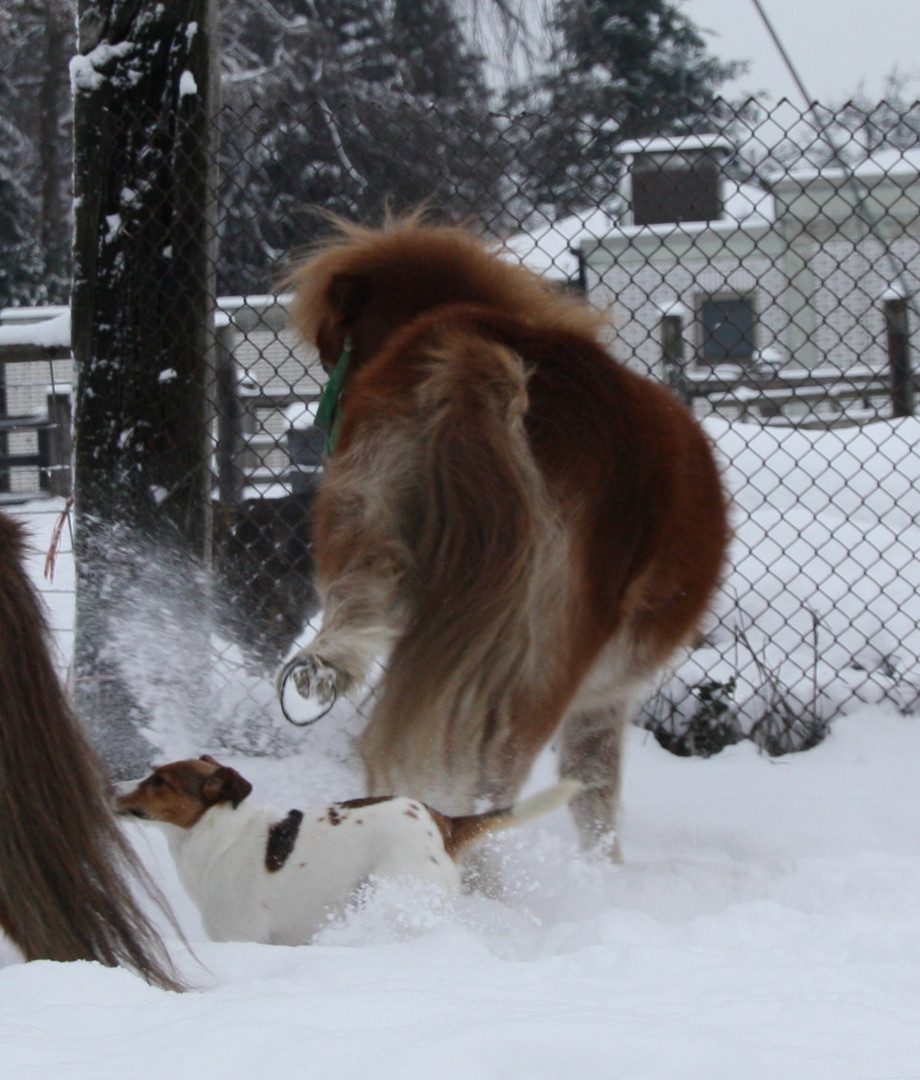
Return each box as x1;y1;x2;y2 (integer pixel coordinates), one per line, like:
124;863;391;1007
683;363;919;428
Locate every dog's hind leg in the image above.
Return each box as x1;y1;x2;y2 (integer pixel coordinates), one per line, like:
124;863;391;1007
557;693;638;860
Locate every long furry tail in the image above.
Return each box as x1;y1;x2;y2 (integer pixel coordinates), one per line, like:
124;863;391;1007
0;512;184;990
361;328;560;802
439;779;583;857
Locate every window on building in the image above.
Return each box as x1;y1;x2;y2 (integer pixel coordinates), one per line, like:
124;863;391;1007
699;296;756;363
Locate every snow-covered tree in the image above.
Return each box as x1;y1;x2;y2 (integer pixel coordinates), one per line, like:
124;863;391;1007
730;71;920;190
0;117;43;307
505;0;744;216
217;0;509;295
0;0;73;304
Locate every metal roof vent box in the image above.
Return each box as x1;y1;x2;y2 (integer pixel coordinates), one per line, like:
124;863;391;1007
618;134;733;227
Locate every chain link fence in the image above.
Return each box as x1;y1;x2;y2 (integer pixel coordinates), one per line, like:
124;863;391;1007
2;95;919;756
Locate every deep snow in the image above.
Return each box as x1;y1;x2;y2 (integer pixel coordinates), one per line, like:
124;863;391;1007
2;416;920;1078
3;712;918;1079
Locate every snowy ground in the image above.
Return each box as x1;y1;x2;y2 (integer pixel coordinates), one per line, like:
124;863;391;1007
3;418;920;1078
3;714;918;1079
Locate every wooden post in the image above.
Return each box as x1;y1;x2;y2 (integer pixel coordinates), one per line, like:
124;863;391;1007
214;321;246;504
661;312;691;404
885;297;914;418
45;390;72;497
0;362;7;493
71;0;219;774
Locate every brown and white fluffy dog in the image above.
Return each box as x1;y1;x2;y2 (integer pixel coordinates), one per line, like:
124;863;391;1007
116;756;579;945
278;216;729;856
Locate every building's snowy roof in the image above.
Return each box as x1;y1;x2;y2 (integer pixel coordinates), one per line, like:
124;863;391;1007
0;307;70;349
782;147;920;186
615;133;732;158
503;207;621;278
506;177;774;273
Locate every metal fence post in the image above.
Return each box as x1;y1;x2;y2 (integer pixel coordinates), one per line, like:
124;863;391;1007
215;320;245;504
885;296;914;418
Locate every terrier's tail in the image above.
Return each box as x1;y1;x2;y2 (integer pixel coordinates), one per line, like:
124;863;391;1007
438;779;582;858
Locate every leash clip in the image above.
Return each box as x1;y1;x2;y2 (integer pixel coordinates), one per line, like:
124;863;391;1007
277;656;339;727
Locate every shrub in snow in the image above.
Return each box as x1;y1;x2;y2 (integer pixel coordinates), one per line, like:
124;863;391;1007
642;676;743;759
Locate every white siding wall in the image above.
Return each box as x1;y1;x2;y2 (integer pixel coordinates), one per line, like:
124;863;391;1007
584;174;920;382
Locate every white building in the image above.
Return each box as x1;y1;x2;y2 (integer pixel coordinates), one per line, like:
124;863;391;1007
579;135;920;400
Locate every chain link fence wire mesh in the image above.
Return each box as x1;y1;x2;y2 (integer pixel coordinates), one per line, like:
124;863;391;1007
2;95;919;758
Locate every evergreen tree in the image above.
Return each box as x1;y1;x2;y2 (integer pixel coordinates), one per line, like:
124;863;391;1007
0;117;42;307
506;0;744;217
0;0;73;305
391;0;484;99
217;0;508;296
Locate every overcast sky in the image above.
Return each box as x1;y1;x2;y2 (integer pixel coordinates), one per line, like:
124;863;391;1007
680;0;920;104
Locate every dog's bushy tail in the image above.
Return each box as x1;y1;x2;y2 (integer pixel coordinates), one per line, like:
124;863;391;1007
0;512;184;990
362;329;564;802
438;779;583;858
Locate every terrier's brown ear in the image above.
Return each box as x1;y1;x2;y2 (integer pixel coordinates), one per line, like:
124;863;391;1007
201;766;252;809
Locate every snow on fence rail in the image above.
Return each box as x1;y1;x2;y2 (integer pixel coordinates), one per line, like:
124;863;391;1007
685;360;918;426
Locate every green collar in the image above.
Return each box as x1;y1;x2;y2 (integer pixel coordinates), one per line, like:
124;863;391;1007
315;340;351;456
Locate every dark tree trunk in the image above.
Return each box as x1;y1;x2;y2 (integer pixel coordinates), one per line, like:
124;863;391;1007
71;0;219;775
38;0;73;294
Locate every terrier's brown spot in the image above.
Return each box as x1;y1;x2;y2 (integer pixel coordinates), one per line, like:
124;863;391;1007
336;796;394;811
265;809;304;872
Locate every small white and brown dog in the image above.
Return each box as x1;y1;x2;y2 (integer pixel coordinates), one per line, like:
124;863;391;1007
116;755;579;946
